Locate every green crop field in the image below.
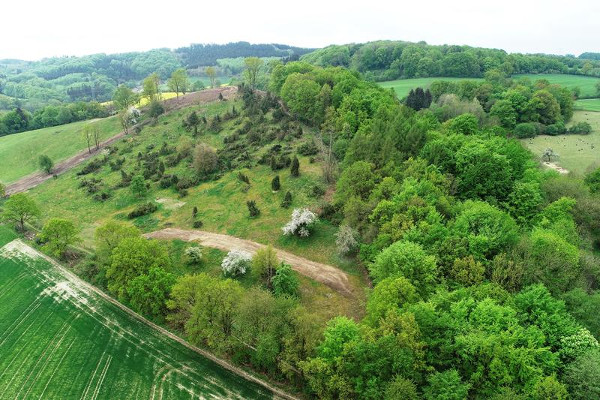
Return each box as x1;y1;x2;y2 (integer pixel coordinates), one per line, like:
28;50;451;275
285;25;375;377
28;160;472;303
0;239;273;399
514;74;600;98
0;117;121;184
575;98;600;112
378;77;484;98
520;110;600;175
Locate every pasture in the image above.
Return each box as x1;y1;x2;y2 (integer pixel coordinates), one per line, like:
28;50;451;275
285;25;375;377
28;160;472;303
0;239;274;399
514;74;600;98
0;117;120;184
378;77;483;98
520;111;600;175
575;98;600;112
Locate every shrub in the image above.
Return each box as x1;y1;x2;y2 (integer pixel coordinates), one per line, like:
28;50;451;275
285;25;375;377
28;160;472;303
148;100;164;118
193;220;204;229
282;208;317;237
221;250;251;276
514;122;537;138
272;263;299;298
39;154;54;174
569;121;592;134
193;143;218;177
335;225;359;255
271;175;281;191
247;200;260;217
127;202;158;219
184;246;203;264
298;140;319;156
290;156;300;177
237;172;250;184
281;191;293;208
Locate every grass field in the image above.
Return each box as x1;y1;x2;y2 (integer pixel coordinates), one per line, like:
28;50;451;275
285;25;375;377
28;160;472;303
378;77;484;98
575;98;600;112
520;110;600;175
0;239;274;399
0;117;121;184
514;74;600;98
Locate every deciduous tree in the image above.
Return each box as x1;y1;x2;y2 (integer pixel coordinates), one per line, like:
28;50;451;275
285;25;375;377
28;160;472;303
1;193;40;231
40;218;79;259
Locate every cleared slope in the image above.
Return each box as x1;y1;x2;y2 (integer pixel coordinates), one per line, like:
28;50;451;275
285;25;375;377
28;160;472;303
0;239;284;399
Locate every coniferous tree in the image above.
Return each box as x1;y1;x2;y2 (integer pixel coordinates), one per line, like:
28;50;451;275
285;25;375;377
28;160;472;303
272;175;281;191
291;156;300;177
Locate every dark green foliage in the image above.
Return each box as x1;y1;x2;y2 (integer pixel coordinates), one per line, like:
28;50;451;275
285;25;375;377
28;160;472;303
127;202;158;219
290;156;300;177
271;175;280;191
271;263;299;298
281;191;292;208
569;121;592;134
406;87;433;111
297;140;319;156
148;100;165;118
237;172;250;184
247;200;260;217
192;220;203;229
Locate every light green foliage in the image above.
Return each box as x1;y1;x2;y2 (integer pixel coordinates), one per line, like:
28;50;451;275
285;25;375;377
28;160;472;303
1;193;40;231
317;316;361;360
452;201;519;262
183;273;243;352
366;276;419;325
40;218;79;258
252;245;279;287
142;72;160;101
490;99;517;128
280;73;323;123
0;183;5;198
532;375;568;400
38;154;54;174
94;221;140;263
445;113;479;135
127;267;175;319
193;143;218;177
334;161;376;204
167;68;190;97
384;376;419;400
130;174;147;197
507;181;543;226
424;370;470;400
112;84;138;110
525;229;581;294
271;263;300;298
243;57;264;89
370;240;438;296
107;237;170;301
450;256;485;286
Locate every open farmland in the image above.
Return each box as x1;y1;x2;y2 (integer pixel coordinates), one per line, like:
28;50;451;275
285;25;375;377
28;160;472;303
575;98;600;112
520;110;600;175
0;239;276;399
378;77;483;98
0;117;121;184
514;74;600;98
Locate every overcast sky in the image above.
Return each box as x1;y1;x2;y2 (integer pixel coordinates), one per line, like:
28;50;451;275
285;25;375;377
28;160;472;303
3;0;599;60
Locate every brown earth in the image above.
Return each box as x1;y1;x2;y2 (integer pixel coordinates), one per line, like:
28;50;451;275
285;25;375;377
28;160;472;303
5;87;237;196
144;228;355;296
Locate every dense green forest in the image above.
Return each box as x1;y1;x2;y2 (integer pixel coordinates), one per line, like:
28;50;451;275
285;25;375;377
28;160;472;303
301;40;600;81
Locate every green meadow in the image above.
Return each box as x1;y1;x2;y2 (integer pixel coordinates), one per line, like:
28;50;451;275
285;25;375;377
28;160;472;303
378;77;483;98
514;74;600;98
0;117;121;183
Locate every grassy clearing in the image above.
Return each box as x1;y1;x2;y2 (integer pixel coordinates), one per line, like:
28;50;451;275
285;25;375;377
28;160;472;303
0;240;273;399
378;77;484;98
575;98;600;112
514;74;600;98
0;225;17;246
520;111;600;175
0;117;120;183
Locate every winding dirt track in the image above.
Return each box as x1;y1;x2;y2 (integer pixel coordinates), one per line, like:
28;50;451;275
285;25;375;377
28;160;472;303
144;228;354;296
5;87;237;196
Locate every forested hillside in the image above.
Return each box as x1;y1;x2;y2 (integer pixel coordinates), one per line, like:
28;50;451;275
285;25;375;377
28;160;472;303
302;40;600;81
0;42;312;110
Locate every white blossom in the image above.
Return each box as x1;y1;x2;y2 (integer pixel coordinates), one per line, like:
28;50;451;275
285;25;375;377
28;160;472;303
221;249;251;276
184;246;203;263
336;224;359;255
282;208;317;237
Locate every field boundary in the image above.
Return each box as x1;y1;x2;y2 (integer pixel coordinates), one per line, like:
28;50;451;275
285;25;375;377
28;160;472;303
1;239;297;400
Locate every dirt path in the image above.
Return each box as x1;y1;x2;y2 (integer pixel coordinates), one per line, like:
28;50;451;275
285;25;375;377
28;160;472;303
5;87;237;196
542;161;569;174
144;228;354;296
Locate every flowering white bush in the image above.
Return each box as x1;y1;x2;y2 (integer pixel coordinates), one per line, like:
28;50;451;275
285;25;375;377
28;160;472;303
335;224;359;255
282;208;317;237
221;249;252;276
184;246;203;264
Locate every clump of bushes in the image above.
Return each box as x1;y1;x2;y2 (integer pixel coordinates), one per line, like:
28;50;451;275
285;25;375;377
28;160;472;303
184;246;203;264
247;200;260;217
297;140;319;156
513;122;537;138
127;202;158;219
282;208;317;237
569;121;592;134
221;250;251;276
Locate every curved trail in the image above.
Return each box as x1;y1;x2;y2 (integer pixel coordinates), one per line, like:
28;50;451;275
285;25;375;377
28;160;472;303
5;87;237;196
144;228;354;296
